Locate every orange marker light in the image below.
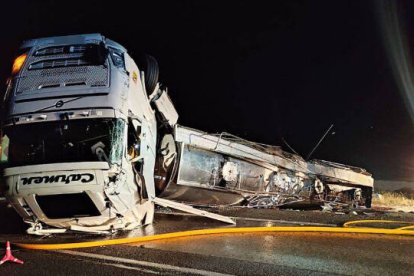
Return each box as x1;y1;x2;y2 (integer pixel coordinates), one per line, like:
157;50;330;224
11;53;27;74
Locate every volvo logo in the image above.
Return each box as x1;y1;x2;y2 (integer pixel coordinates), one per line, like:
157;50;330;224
55;100;64;108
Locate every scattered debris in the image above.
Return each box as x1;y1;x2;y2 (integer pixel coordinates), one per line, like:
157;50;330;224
335;212;346;215
363;212;376;217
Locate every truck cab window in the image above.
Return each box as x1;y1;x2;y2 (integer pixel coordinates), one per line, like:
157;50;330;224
1;118;125;167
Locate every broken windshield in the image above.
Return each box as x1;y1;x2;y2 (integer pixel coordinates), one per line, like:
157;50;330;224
0;118;125;167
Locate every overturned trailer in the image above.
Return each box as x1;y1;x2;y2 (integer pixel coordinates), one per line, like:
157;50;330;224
0;34;373;234
158;126;373;208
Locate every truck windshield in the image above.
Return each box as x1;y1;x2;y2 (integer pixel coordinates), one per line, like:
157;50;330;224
0;118;125;167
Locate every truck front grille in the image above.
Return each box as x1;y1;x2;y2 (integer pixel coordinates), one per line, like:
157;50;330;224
17;65;108;94
29;58;92;70
16;43;109;95
34;45;88;56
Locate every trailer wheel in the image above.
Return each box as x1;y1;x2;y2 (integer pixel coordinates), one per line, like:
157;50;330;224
137;54;159;95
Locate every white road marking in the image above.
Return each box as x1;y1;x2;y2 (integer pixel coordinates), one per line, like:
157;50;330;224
57;250;233;276
99;262;160;274
76;256;160;274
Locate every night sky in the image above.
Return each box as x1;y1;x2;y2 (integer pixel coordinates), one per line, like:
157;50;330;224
1;0;414;181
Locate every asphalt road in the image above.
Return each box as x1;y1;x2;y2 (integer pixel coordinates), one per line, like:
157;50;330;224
1;200;414;275
1;232;413;275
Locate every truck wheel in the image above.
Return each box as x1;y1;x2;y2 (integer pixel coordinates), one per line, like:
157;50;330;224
137;54;159;95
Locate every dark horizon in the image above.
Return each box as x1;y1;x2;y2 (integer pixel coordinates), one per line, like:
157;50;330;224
1;0;414;181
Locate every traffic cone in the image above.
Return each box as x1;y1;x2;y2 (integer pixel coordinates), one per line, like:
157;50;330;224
0;241;24;265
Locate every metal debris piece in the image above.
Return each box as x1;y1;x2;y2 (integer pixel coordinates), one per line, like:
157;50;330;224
153;197;236;224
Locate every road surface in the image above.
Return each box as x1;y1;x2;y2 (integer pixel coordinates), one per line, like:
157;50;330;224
0;200;413;275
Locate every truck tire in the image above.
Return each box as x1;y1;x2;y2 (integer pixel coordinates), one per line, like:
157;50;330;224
137;54;159;95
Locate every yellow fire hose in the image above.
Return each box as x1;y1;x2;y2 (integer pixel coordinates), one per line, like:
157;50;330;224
343;219;414;229
14;220;414;250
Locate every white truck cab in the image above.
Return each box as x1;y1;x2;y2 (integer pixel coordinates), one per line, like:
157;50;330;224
1;34;159;233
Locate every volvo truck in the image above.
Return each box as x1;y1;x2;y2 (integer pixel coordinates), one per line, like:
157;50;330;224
0;34;374;234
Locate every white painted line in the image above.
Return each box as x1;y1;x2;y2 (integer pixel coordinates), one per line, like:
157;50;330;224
57;250;233;276
99;262;160;274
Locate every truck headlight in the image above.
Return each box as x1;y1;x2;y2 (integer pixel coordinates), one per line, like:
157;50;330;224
12;53;27;75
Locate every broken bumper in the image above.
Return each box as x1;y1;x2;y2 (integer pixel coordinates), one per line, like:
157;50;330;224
3;162;112;229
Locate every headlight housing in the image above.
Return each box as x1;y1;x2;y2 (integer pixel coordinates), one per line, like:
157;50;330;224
11;53;27;75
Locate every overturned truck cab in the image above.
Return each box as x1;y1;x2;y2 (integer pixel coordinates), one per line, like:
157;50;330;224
0;34;159;234
0;34;373;234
